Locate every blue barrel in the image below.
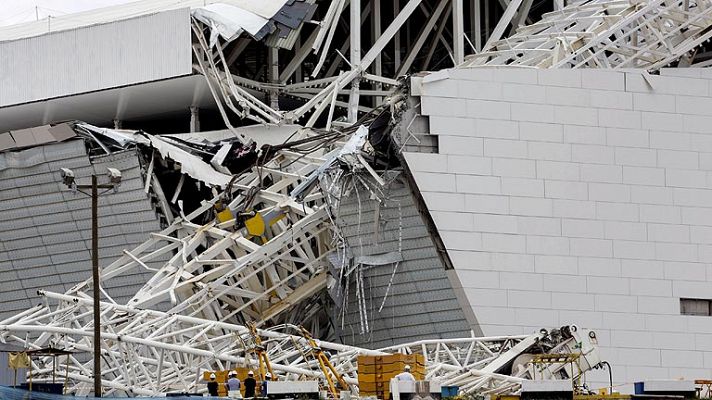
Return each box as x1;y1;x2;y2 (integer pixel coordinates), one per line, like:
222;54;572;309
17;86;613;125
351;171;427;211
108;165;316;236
442;386;459;397
634;382;645;394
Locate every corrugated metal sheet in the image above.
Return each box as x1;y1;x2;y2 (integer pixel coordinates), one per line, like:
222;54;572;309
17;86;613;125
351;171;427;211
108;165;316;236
336;176;471;348
0;8;192;108
0;0;290;42
0;140;166;322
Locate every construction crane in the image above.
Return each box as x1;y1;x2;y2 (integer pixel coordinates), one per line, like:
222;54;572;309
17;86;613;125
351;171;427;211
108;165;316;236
299;326;349;399
247;322;276;381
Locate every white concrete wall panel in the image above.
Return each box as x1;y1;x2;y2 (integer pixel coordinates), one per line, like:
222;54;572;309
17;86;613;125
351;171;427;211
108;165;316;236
0;8;192;107
409;68;712;388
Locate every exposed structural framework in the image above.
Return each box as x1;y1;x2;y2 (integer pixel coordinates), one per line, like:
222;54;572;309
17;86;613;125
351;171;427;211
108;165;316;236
466;0;712;69
65;123;373;336
189;0;712;129
0;292;602;396
0;106;604;396
1;0;712;396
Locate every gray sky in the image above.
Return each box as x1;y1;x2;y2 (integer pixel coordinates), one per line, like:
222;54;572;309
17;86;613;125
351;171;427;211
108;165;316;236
1;0;136;26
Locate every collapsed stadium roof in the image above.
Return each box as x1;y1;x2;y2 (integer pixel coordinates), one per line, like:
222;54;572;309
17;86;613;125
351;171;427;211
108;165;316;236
1;0;711;396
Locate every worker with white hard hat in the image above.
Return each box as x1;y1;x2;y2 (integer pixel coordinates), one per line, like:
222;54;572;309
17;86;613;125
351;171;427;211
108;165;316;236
227;370;242;398
395;365;416;381
244;370;257;398
207;372;220;397
261;372;272;396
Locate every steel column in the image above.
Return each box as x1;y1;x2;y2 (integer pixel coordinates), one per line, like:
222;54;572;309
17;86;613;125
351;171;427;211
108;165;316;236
453;0;465;63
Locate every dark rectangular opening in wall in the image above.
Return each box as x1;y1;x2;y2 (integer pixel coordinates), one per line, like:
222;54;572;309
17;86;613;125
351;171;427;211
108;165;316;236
680;298;712;316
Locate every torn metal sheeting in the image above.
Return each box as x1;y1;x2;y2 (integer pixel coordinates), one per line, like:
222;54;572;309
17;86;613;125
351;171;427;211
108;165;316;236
354;252;403;266
290;125;369;200
76;123;243;188
191;0;316;48
192;4;272;45
146;134;232;187
76;123;146;148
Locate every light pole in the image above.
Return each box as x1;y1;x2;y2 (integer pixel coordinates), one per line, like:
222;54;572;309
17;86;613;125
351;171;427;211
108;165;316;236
60;167;122;398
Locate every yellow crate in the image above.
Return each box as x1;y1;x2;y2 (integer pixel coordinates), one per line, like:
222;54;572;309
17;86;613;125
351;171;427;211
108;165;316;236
360;365;424;375
377;354;425;365
359;382;388;391
358;353;426;400
358;355;378;366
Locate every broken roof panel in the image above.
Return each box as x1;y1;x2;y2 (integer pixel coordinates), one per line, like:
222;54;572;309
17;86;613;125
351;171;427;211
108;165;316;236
264;0;317;49
48;124;80;142
192;3;272;44
0;133;14;152
192;0;316;48
0;123;77;153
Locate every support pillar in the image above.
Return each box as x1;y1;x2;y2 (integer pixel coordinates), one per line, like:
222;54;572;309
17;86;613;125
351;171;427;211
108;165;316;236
190;107;200;133
268;47;280;111
394;0;401;71
453;0;464;63
295;36;303;83
373;0;383;105
348;0;362;123
474;0;482;51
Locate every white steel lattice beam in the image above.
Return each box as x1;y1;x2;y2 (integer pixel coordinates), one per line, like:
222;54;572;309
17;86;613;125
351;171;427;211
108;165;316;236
462;0;712;69
0;290;602;397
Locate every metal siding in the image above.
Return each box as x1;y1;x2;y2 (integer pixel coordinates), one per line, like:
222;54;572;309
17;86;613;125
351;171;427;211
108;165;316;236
0;140;168;321
0;8;192;107
337;177;471;349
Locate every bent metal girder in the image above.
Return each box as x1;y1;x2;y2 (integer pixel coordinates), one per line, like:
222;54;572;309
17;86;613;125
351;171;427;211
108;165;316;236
0;291;600;397
0;120;605;397
0;125;380;397
63;127;348;335
463;0;712;69
189;0;712;130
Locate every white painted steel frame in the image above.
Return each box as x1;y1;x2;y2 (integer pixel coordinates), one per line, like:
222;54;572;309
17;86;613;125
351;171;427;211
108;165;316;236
0;291;599;397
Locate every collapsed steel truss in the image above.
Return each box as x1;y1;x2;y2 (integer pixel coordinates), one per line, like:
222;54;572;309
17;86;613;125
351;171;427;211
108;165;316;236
0;0;709;396
0;289;601;397
190;0;712;127
70;126;368;334
0;119;603;397
466;0;712;69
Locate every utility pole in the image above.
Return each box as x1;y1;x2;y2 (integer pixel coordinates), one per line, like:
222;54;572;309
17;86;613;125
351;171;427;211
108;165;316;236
91;175;100;398
60;168;122;398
